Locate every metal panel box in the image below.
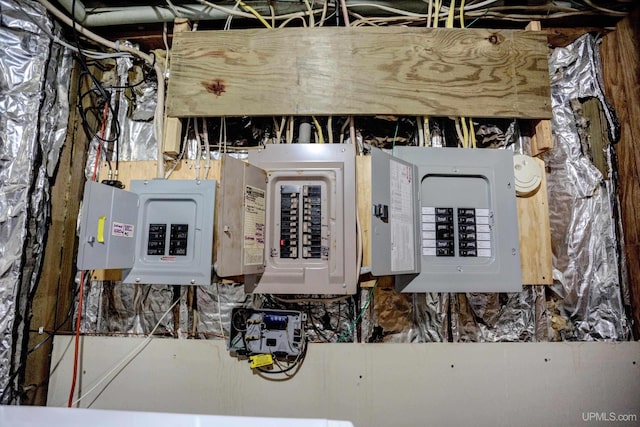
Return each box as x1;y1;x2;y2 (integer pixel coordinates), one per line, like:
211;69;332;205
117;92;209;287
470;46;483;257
247;144;357;295
393;147;521;293
78;180;216;286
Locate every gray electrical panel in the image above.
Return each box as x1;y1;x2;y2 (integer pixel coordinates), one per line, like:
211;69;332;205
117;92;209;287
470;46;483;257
77;179;216;286
369;147;421;276
392;147;521;293
247;144;357;295
215;155;267;277
77;181;139;270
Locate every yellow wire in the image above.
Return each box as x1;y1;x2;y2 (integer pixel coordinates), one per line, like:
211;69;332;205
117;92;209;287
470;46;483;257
446;0;455;28
424;117;430;146
312;116;324;143
460;116;468;148
238;0;272;29
459;0;465;27
468;117;476;148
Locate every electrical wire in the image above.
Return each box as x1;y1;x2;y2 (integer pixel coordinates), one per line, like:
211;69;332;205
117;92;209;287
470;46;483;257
337;281;377;342
67;271;85;407
312;116;324;143
70;296;181;407
36;0;165;178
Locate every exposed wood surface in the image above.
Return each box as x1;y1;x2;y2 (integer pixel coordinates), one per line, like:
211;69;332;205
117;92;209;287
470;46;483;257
530;119;554;156
545;27;610;48
526;21;542;31
356;156;372;270
516;157;553;285
601;7;640;338
581;98;609;179
25;65;90;405
166;27;552;119
162;19;191;157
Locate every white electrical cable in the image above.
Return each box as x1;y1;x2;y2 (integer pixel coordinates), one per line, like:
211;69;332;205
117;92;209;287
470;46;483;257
35;0;166;179
70;297;181;407
202;117;211;179
194;117;202;180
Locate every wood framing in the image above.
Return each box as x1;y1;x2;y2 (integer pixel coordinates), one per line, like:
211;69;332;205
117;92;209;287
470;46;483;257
601;7;640;338
166;27;552;119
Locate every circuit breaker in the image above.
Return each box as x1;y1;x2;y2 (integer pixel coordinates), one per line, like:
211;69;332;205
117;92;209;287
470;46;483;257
244;144;357;294
77;179;216;286
392;147;521;293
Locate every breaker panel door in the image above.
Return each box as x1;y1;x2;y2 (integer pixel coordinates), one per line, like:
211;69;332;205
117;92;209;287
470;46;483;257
77;181;139;270
369;147;421;276
216;155;267;277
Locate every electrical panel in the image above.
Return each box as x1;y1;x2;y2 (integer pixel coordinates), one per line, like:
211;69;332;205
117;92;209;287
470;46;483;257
369;147;421;276
392;147;521;293
246;144;357;295
229;308;305;358
215;155;267;277
77;179;216;286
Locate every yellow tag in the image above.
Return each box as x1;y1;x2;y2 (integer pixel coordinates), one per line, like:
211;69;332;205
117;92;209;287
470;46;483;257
97;216;106;243
249;354;273;369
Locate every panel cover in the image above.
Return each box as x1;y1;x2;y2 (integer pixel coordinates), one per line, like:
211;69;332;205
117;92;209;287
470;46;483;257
370;147;420;276
77;181;138;270
393;147;521;293
247;144;357;295
215;155;267;277
121;179;216;286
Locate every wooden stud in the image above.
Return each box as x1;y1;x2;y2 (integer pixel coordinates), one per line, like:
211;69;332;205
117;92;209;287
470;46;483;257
163;18;192;158
530;119;554;157
517;157;553;285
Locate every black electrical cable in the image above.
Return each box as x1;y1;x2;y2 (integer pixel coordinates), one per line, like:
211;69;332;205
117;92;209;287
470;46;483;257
256;337;308;375
0;283;80;404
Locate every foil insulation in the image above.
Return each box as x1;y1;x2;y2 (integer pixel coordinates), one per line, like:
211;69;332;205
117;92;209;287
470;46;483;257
544;34;629;340
0;0;71;402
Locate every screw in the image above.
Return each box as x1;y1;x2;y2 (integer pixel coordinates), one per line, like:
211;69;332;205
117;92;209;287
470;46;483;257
190;279;196;284
452;167;459;173
512;248;517;255
135;278;140;283
456;266;462;272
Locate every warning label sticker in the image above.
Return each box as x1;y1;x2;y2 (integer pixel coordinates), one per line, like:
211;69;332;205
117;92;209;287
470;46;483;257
244;185;266;265
112;222;134;238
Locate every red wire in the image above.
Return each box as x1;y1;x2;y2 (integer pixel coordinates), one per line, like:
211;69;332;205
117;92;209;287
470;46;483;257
91;103;109;182
67;270;85;407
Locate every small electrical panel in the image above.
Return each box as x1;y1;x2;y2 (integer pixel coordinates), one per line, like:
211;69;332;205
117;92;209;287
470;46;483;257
77;179;216;286
392;147;521;293
215;155;267;277
369;147;421;276
229;308;305;358
246;144;357;295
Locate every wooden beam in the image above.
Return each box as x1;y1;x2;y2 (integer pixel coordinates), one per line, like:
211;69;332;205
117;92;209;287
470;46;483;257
601;7;640;338
24;65;90;405
167;27;552;119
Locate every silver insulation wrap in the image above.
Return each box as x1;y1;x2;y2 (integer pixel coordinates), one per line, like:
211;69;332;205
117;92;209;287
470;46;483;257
544;34;629;341
0;0;71;401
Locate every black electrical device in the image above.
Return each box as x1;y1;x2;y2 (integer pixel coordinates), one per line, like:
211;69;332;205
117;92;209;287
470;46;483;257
229;308;305;359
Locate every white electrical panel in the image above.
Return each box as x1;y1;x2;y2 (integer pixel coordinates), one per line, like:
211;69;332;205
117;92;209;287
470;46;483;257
77;179;216;286
391;147;522;293
245;144;357;295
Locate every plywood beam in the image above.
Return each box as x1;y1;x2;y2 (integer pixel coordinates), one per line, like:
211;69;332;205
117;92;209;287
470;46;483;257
167;27;551;119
